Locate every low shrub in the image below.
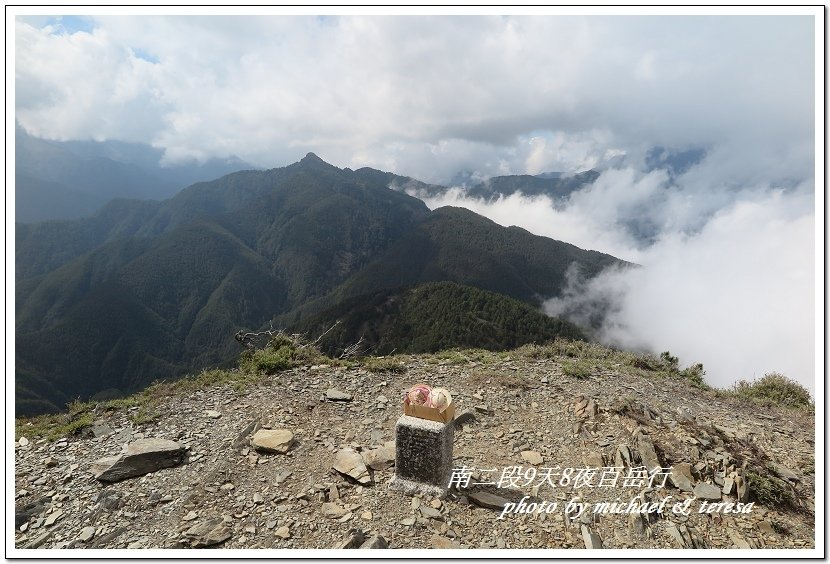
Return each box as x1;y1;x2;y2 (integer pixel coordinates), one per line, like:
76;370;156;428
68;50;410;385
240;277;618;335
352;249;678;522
732;372;813;409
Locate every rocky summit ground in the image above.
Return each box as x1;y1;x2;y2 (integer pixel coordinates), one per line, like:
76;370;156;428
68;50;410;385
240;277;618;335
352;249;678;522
13;344;816;551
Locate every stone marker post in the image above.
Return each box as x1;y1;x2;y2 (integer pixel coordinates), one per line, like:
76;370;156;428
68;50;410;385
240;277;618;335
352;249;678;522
389;414;454;498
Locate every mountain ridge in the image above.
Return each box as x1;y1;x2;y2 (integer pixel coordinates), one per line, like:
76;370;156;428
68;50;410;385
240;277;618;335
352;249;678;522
16;155;626;416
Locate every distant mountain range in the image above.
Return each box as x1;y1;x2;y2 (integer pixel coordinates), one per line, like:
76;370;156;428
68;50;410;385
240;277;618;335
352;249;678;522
14;125;252;222
397;168;600;203
15;153;626;416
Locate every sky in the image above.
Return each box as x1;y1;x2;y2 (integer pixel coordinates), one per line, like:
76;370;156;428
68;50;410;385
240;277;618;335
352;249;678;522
12;10;821;392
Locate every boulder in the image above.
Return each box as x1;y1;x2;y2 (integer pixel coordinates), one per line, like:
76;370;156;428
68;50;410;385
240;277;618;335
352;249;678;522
93;439;185;482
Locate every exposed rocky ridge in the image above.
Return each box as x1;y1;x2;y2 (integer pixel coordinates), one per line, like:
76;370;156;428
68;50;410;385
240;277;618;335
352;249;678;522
14;353;815;550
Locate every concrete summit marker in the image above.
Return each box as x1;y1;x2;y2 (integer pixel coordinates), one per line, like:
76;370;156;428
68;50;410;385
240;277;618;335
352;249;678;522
389;414;454;498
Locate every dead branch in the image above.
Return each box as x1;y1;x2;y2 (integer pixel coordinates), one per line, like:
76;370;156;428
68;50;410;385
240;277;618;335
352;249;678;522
338;335;368;359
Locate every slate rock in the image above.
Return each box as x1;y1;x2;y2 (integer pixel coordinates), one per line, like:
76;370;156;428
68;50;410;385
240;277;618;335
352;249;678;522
453;410;477;428
419;505;443;520
520;450;544;466
333;447;372;484
636;434;662;474
584;452;604;468
468;491;510;511
334;528;365;549
79;527;96;542
693;482;722;501
581;524;603;549
15;497;51;528
431;535;462;549
771;463;800;483
322;502;348;518
669;463;695;492
360;535;389;549
251;429;294;454
92;438;185;482
184;518;232;548
361;441;395;471
326;388;353;402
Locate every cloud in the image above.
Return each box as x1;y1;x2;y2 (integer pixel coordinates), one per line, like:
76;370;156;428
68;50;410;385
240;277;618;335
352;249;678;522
414;167;816;392
14;14;815;180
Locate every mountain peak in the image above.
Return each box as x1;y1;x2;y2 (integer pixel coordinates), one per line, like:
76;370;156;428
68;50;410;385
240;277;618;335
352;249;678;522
301;152;325;164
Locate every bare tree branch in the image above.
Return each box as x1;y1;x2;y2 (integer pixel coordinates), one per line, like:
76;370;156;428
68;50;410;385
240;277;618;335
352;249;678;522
338;334;368;359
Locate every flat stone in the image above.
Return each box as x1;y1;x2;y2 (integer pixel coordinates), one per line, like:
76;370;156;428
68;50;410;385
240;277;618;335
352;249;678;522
693;482;722;501
251;429;294;454
92;439;185;482
333;448;372;484
431;535;462;549
453;410;476;428
636;434;662;474
419;505;443;520
722;477;735;495
581;524;603;549
44;510;63;526
666;523;689;548
758;520;777;536
204;410;222;419
322;502;348;518
334;529;365;549
520;450;543;466
91;423;115;438
669;463;695;492
360;535;389;549
468;491;510;511
360;511;373;521
771;463;800;483
275;526;291;539
584;452;604;468
184;518;232;548
400;517;416;526
361;441;395;471
182;511;198;521
326;388;353;402
18;437;29;447
15;497;49;528
79;527;96;542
